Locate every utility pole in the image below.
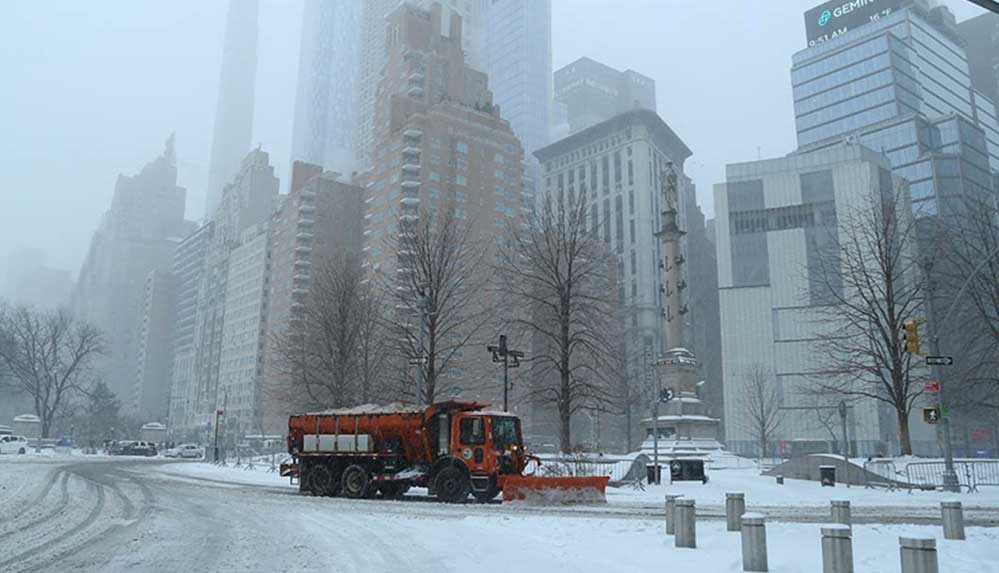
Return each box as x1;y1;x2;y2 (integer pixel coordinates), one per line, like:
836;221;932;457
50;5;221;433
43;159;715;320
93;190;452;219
921;259;960;492
213;391;227;463
488;334;523;411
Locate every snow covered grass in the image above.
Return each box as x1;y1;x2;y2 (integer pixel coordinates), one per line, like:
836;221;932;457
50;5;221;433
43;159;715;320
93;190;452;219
607;467;999;509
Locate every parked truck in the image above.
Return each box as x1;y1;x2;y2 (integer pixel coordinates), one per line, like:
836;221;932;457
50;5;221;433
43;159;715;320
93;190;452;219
282;401;608;503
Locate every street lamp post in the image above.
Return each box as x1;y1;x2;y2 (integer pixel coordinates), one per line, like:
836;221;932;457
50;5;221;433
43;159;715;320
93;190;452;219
488;334;523;412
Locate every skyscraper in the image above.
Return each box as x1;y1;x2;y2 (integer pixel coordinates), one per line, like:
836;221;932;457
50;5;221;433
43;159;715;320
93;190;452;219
132;268;177;421
554;57;657;135
361;3;525;400
188;149;278;434
205;0;258;217
792;0;999;216
534;109;694;446
71;135;188;405
714;144;926;456
290;0;362;176
959;12;999;107
479;0;552;159
959;12;999;171
354;0;480;169
167;222;213;437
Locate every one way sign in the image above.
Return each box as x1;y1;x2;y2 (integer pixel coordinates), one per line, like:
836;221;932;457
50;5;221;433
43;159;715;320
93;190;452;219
925;356;953;366
922;407;941;424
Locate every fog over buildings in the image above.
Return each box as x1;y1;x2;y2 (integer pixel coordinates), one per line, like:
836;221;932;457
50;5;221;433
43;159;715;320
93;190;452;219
1;1;987;278
2;0;996;453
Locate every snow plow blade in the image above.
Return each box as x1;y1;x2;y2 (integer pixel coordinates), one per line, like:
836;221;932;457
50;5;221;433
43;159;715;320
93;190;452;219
500;476;610;504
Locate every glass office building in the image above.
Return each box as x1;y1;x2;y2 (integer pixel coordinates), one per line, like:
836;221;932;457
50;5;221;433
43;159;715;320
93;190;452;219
791;0;998;217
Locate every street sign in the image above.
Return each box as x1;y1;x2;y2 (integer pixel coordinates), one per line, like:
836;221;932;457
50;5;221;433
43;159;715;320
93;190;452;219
925;356;953;366
922;407;940;424
659;387;675;403
925;381;940;393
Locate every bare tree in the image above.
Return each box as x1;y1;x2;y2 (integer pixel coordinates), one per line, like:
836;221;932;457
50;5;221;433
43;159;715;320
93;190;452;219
497;191;616;452
353;281;389;404
271;254;367;411
742;363;782;459
811;182;924;455
936;196;999;410
0;304;105;438
386;205;492;404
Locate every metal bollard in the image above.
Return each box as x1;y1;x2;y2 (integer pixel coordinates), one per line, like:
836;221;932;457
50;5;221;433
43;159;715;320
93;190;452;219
831;500;851;527
941;500;965;540
899;537;938;573
740;513;768;572
727;493;746;531
675;498;697;548
665;494;682;535
821;525;853;573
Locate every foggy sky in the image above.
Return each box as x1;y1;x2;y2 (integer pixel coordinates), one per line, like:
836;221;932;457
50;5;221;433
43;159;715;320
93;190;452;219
0;0;987;277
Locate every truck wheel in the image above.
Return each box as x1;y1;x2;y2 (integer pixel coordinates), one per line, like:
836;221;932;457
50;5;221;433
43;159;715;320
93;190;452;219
312;465;334;496
340;464;372;499
435;467;470;503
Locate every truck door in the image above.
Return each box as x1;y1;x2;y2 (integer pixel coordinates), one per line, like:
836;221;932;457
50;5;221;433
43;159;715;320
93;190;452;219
457;416;486;469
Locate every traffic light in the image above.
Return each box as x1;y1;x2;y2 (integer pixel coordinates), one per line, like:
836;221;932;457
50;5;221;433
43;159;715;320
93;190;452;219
903;320;920;354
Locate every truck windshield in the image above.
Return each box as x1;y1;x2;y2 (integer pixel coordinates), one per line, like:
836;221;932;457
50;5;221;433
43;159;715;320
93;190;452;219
491;417;519;448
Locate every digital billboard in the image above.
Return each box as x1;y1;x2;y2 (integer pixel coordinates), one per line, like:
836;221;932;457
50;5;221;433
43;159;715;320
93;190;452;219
804;0;911;47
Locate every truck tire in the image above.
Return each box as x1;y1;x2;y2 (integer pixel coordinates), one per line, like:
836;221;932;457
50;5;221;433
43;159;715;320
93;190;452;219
340;464;372;499
311;464;334;496
434;467;470;503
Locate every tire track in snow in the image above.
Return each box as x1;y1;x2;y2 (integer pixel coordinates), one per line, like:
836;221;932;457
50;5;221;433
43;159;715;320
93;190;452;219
3;467;63;522
0;471;70;541
0;474;106;572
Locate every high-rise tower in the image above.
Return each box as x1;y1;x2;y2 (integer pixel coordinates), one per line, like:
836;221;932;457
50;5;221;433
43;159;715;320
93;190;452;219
205;0;259;217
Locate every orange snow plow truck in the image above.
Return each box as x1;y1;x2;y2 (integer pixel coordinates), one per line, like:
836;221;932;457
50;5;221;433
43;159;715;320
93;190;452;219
282;401;608;504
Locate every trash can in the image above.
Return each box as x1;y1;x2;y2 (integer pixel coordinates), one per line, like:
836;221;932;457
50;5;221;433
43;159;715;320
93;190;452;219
646;464;663;483
820;465;836;487
669;459;708;483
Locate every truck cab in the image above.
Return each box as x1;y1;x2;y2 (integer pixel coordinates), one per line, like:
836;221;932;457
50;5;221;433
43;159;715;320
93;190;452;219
430;410;527;502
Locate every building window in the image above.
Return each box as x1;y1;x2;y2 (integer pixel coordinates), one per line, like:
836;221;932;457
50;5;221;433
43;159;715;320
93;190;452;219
615;195;624;242
628;160;634;186
629;219;636;243
603;198;611;243
614;151;622;183
456;141;469;154
601;155;609;193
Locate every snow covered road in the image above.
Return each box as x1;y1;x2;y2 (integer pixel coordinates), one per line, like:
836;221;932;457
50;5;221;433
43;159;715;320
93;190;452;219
1;457;998;572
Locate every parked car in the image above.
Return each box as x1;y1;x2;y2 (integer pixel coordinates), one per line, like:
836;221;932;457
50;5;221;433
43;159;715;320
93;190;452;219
108;440;157;457
0;435;29;455
164;443;204;459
